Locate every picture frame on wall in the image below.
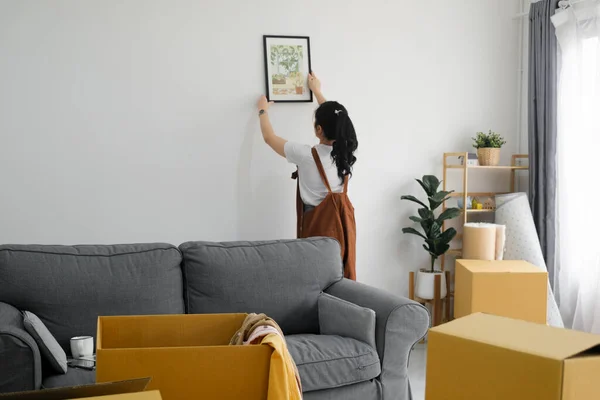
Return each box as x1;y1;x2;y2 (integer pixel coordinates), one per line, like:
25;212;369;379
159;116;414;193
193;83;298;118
263;35;313;103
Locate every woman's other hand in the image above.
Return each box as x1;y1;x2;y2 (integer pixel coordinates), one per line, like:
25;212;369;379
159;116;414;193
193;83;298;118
258;95;274;112
309;73;326;105
308;72;321;94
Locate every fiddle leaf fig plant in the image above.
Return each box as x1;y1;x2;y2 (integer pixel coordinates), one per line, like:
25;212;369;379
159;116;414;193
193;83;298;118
402;175;460;273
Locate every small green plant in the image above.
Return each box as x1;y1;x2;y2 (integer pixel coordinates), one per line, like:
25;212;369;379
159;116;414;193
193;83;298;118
292;73;304;87
401;175;460;273
472;130;506;149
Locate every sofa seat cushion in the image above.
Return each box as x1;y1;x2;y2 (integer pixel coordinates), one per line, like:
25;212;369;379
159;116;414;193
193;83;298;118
42;367;95;389
286;334;381;393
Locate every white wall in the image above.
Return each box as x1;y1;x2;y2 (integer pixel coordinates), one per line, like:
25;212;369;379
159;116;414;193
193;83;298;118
0;0;521;296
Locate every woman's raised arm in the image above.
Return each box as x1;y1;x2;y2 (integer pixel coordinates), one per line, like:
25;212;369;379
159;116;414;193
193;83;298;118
257;95;287;157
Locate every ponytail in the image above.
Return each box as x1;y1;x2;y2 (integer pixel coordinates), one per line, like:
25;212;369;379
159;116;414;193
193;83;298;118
314;101;358;181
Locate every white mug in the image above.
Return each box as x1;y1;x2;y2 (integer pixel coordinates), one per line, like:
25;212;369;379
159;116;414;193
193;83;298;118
70;336;94;359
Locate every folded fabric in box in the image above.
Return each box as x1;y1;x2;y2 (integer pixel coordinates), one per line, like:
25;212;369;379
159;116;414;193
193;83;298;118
230;313;301;400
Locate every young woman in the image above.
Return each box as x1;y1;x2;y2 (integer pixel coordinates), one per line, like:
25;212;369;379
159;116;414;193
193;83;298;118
257;73;358;280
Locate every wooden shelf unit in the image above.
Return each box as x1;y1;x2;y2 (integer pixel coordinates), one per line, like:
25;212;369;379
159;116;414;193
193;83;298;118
440;152;529;282
445;165;529;170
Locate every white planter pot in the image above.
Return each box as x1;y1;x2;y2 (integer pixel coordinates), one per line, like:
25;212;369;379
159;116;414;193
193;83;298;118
415;270;447;300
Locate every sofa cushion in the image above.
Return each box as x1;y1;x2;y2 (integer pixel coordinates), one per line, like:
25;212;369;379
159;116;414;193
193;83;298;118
180;238;343;335
318;293;376;349
42;367;95;389
0;244;184;353
286;334;381;392
23;311;67;374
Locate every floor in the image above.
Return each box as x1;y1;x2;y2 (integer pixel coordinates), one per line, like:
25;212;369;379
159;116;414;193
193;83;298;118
407;344;427;400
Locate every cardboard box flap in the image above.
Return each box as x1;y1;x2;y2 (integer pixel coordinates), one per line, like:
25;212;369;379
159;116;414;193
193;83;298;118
98;314;247;349
457;260;546;274
562;356;600;400
565;344;600;359
0;378;151;399
432;313;600;360
77;391;162;400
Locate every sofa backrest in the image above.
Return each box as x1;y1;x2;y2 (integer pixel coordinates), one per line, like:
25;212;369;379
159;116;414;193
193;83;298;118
180;238;343;335
0;243;184;353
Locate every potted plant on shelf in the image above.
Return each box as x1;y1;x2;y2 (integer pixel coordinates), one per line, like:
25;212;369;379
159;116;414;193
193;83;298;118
402;175;461;300
472;130;507;166
291;72;304;94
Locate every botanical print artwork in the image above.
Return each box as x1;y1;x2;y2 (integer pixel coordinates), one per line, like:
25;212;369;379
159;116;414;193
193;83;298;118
263;36;312;103
270;45;305;96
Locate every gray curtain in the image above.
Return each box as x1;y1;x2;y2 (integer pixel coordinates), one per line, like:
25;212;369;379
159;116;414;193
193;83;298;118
528;0;558;286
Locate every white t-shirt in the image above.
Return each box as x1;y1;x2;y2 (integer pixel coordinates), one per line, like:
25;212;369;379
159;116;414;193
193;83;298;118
284;142;344;206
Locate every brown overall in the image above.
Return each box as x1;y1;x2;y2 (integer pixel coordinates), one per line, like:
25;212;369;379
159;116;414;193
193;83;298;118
292;147;357;280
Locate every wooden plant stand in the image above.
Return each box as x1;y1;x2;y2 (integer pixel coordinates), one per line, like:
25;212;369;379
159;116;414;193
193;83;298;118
409;271;452;327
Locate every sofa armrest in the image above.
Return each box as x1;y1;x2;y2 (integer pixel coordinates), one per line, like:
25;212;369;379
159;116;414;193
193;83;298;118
0;302;42;393
325;279;429;399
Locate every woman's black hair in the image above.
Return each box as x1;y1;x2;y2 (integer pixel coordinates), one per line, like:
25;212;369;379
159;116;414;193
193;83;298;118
314;101;358;181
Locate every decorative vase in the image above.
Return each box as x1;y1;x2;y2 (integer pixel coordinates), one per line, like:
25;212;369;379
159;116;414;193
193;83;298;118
477;148;501;166
295;87;303;94
415;270;447;300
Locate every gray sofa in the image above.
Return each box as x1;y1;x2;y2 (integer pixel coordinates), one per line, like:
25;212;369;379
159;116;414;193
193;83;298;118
0;238;429;400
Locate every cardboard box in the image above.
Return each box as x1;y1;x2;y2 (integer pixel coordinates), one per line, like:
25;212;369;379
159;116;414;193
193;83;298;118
427;313;600;399
454;259;547;324
0;378;161;399
96;314;272;400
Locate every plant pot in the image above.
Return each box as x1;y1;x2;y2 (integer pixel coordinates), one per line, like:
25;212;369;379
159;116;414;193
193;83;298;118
295;87;303;94
477;148;501;166
415;270;447;300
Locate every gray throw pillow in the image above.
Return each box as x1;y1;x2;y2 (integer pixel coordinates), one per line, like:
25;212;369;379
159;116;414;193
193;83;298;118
318;293;376;349
22;311;67;374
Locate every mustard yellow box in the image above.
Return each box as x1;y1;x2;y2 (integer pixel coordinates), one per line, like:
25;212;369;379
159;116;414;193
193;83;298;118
96;314;272;400
427;313;600;400
454;259;547;324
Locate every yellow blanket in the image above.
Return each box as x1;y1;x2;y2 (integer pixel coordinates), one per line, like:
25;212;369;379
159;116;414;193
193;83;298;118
230;313;302;400
261;332;302;400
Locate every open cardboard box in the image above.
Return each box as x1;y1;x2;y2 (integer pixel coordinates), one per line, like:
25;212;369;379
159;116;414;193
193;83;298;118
0;378;161;399
96;313;272;400
426;313;600;399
